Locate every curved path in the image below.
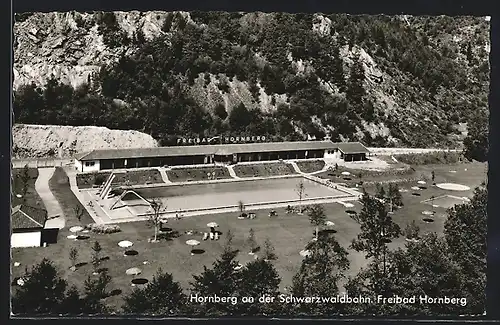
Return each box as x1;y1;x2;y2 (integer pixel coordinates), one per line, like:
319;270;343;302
35;167;66;229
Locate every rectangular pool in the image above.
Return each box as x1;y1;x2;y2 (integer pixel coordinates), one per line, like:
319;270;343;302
123;176;348;213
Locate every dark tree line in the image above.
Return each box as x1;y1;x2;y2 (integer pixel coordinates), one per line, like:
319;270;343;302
13;13;488;149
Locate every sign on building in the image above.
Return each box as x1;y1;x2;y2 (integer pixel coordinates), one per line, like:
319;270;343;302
177;135;267;145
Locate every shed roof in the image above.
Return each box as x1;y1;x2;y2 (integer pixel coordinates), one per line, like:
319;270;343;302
75;141;369;161
337;142;371;154
11;205;47;230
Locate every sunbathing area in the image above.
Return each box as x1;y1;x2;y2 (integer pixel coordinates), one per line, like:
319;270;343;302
166;166;232;182
233;161;297;178
295;160;326;173
76;170;164;189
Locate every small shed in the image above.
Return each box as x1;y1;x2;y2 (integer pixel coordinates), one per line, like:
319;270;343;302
11;205;48;248
336;142;371;162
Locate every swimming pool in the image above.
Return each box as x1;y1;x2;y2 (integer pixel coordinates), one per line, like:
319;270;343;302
123;176;349;213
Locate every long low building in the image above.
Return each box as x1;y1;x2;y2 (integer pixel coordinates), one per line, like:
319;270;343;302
74;141;370;173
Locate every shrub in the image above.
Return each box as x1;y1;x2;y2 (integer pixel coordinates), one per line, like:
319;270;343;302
85;223;121;234
393;151;462;165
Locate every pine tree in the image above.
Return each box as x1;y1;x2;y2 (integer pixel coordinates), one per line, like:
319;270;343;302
247;228;258;253
91;241;102;274
346;53;366;106
12;259;68;315
263;237;278;261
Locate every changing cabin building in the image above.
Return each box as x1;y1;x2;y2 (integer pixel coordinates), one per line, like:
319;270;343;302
74;141;370;173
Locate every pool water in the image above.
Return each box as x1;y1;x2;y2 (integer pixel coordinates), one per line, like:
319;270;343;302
123;177;348;212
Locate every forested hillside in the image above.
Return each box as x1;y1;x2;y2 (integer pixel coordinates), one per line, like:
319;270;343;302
13;11;490;160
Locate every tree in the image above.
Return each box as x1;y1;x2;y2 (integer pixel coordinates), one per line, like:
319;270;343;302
350;190;400;293
123;269;186;315
236;258;282;316
73;205;85;223
463;109;488;162
375;184;386;201
290;234;349;316
84;269;112;300
237;200;245;217
247;228;258;253
308;204;326;240
296;180;306;212
263;237;278;261
444;185;487;314
189;249;241;316
224;229;235;252
228;102;251;132
387;183;403;211
59;285;84;316
214;103;228;120
403;221;420;241
346;233;465;316
12;259;67;315
69;247;79;271
148;198;166;242
20;164;31;198
346;53;366;105
82;270;112;314
91;241;102;274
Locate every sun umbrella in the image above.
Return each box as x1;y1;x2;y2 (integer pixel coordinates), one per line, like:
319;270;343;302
325;221;335;227
118;240;133;248
186;239;200;246
186;239;200;255
344;203;354;208
126;267;142;276
341;171;351;176
69;226;84;237
417;180;426;185
16;194;22;198
67;235;78;240
207;222;219;228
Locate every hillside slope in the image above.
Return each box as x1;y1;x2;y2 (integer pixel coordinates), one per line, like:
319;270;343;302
13;11;490;155
12;124;159;159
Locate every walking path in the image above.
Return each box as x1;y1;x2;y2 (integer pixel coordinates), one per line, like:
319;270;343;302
289;161;304;174
226;165;240;179
35;168;66;229
157;167;172;183
64;167;107;224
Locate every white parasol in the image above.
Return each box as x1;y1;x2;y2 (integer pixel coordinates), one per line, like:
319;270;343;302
67;235;78;240
341;171;351;176
186;239;200;255
118;240;133;248
417;181;426;185
16;194;23;198
325;221;335;227
186;239;200;246
126;267;142;276
69;226;84;233
207;222;219;228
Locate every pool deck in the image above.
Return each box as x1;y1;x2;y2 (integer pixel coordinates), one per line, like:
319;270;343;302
74;173;362;225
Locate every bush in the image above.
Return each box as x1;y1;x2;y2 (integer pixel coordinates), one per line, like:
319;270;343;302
85;223;121;234
393;151;462;165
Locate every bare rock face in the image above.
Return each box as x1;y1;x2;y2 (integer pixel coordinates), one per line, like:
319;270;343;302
12;124;159;159
13;11;190;90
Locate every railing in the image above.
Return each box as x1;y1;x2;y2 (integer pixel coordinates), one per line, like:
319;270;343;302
12;158;73;169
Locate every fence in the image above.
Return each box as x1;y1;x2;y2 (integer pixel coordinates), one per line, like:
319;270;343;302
12;158;73;169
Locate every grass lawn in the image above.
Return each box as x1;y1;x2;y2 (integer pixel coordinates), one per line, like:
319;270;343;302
49;167;95;226
11;167;45;210
296;160;325;173
233;162;297;178
76;170;164;189
10;162;486;313
167;166;232;182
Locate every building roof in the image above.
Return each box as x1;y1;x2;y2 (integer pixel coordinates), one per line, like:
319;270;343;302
11;205;47;230
336;142;371;154
75;141;370;161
